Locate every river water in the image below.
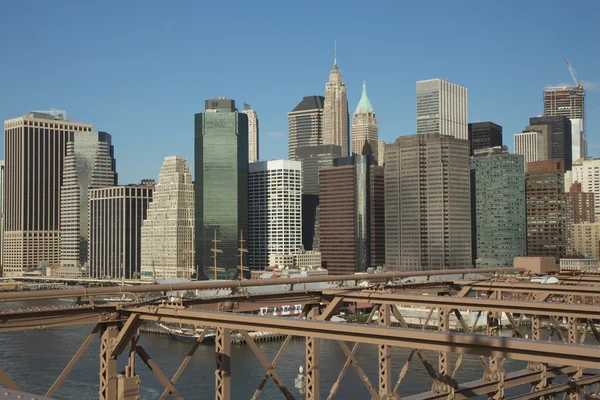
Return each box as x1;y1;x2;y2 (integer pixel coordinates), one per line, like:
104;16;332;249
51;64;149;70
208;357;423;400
0;300;591;399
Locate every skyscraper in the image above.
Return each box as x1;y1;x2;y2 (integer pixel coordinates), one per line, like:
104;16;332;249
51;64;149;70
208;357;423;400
295;145;342;250
319;154;384;275
88;184;153;279
60;131;117;271
140;156;194;280
0;161;4;275
323;55;349;156
569;158;600;218
470;147;526;268
195;98;248;279
3;110;93;277
514;129;551;167
288;96;325;160
525;160;565;260
416;79;468;140
529;116;572;170
352;81;379;161
242;103;259;163
385;134;472;270
564;182;595;257
377;141;386;166
468;122;502;156
544;85;586;160
248;160;302;269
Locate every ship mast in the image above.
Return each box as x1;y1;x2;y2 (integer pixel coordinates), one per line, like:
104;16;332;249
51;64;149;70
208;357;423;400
211;229;224;280
237;229;249;280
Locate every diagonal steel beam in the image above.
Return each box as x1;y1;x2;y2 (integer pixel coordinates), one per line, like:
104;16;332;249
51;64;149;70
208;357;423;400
252;335;293;400
505;374;600;400
0;368;21;391
111;314;141;358
317;297;344;321
337;340;380;399
46;324;101;397
239;330;295;400
135;345;182;400
159;329;207;400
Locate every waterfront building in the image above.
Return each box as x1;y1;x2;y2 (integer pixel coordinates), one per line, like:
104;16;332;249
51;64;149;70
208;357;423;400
288;96;325;160
525;160;566;260
560;258;598;272
242;103;259;162
385;134;472;270
59;131;117;271
319;153;384;275
544;85;586;160
514;125;551;168
248;160;302;269
529;116;572;170
352;81;379;161
323;54;349;156
571;222;600;261
565;182;595;256
416;79;468;140
295;144;342;250
88;185;153;279
140;156;194;280
569;158;600;218
194;98;248;279
470;147;526;268
268;250;322;269
468;122;502;156
3;110;93;277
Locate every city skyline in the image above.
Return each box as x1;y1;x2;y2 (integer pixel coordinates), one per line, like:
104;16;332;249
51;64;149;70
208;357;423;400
0;2;599;184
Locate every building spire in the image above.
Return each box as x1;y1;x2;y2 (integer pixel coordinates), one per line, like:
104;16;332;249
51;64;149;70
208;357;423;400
334;40;337;66
354;80;374;115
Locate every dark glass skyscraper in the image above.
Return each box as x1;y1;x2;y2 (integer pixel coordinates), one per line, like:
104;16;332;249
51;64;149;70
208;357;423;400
468;122;502;156
194;98;248;279
529;116;572;170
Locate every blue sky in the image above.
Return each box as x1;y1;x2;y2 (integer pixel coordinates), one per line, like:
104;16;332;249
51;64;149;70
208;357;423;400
1;0;599;184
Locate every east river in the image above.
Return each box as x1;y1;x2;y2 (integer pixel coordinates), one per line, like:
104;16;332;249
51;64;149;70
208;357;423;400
0;300;589;399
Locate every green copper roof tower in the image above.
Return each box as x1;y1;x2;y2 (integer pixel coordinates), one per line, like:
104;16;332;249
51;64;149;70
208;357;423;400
194;98;249;279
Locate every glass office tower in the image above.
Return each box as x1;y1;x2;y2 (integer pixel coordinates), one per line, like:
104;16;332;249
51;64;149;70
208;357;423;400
194;98;248;279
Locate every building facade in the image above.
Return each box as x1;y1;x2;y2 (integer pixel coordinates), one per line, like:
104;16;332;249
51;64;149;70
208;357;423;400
564;182;595;256
544;86;586;160
248;160;302;269
525;160;566;260
377;141;386;166
470;148;526;268
294;144;342;251
194;98;248;279
319;154;384;275
0;161;4;275
288;96;325;160
140;156;194;280
323;58;350;156
529;116;572;171
385;134;472;270
60;131;117;271
572;222;600;261
468;122;502;156
3;111;93;277
569;158;600;218
352;82;379;161
242;104;259;163
88;185;153;279
416;79;468;140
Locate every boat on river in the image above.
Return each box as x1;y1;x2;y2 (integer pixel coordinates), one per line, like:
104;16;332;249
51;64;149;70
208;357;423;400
157;323;216;343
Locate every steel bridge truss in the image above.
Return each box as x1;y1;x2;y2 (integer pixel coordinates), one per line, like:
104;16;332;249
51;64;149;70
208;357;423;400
0;269;600;399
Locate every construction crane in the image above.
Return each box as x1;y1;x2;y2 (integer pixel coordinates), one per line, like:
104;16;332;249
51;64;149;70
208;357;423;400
564;58;583;87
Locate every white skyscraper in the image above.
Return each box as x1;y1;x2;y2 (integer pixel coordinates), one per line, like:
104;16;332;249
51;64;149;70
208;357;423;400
323;52;350;156
352;81;379;160
416;79;468;140
242;104;259;162
514;130;550;168
248;160;302;269
60;131;117;270
140;156;194;280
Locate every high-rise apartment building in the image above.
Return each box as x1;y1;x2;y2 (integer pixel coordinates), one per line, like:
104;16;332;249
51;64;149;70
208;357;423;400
140;157;194;280
288;96;325;160
377;141;386;166
242;103;259;163
544;85;586;160
529;116;572;170
416;79;468;140
564;182;595;256
319;154;384;275
385;134;472;270
60;131;117;271
352;82;379;161
569;158;600;217
88;185;153;279
525;160;566;260
470;147;526;268
295;145;342;250
194;98;248;279
468;122;502;156
0;161;4;274
323;57;350;156
3;110;93;277
249;160;302;269
572;222;600;260
514;128;551;167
